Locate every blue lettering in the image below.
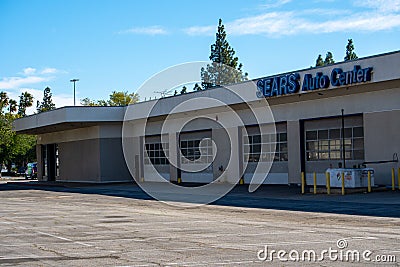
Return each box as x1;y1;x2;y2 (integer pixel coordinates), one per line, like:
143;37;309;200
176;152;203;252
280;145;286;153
352;65;361;83
331;68;342;86
302;74;311;91
279;76;288;95
315;73;322;89
264;79;272;97
271;77;280;96
364;67;373;82
320;75;330;88
287;73;300;93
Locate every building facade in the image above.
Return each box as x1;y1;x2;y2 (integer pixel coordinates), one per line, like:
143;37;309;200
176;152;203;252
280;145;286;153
14;51;400;186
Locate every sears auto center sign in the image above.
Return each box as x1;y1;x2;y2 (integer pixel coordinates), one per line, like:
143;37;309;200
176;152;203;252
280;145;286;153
256;65;373;98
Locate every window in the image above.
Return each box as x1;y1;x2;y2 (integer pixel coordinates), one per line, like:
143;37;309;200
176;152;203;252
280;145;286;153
306;126;364;161
244;132;288;162
180;138;213;164
144;142;169;165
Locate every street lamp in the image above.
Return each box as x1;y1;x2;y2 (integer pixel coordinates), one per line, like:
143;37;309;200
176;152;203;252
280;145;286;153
70;79;79;106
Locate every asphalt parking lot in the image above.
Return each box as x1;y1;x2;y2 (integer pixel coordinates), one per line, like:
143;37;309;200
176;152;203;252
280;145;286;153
0;180;400;266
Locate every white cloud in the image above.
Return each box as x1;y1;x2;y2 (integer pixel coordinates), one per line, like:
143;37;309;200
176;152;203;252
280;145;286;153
354;0;400;13
118;26;168;35
0;76;49;90
40;67;58;74
23;67;36;75
261;0;292;9
184;1;400;37
0;67;65;90
0;67;71;115
183;25;215;36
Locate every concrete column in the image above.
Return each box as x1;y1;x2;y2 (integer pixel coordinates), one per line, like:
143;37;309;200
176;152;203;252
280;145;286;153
36;144;44;181
287;120;301;184
169;132;179;182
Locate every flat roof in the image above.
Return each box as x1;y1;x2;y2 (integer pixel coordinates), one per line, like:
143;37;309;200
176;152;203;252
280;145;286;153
13;50;400;134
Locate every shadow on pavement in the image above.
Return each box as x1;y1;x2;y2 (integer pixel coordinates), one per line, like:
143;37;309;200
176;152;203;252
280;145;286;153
1;180;400;218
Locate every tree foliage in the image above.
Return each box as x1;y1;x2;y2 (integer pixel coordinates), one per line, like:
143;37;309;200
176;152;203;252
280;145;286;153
201;19;248;89
37;87;55;113
180;86;187;94
18;92;34;117
315;55;324;67
0;91;36;172
324;52;335;65
344;39;358;61
193;83;202;91
81;91;139;106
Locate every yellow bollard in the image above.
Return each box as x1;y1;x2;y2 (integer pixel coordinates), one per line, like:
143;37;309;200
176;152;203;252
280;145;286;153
367;171;371;193
398;168;400;191
326;172;331;195
301;172;305;194
177;177;181;184
341;172;345;195
239;177;244;185
313;172;317;194
392;168;395;191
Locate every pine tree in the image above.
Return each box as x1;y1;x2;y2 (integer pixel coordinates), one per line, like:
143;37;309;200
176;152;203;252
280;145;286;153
324;52;335;65
344;39;358;61
315;55;324;67
201;19;248;89
37;87;56;113
18;92;34;117
193;83;202;91
180;86;187;94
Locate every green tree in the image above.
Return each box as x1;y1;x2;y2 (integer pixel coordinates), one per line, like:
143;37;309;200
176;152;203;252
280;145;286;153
324;52;335;65
80;97;98;106
108;91;139;106
81;91;139;106
0;91;9;112
8;99;17;114
344;39;358;61
180;86;187;94
315;54;324;67
193;83;202;91
37;87;55;113
174;90;178;96
201;19;248;89
18;92;34;117
0;92;36;173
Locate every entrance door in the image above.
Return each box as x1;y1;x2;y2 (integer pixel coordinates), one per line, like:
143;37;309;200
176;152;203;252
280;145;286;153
42;144;57;181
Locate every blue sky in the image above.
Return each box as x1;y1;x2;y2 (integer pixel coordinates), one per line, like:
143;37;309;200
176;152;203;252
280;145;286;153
1;0;399;112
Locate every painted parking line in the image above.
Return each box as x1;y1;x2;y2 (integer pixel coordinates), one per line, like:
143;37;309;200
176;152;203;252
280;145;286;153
37;231;93;247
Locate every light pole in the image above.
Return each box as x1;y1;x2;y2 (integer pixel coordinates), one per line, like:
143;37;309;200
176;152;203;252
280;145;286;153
70;79;79;106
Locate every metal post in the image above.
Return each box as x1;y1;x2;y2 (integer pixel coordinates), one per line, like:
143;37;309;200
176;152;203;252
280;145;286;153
313;172;317;194
326;172;331;195
367;171;371;193
392;168;395;191
341;109;346;169
301;172;305;194
70;79;79;106
341;172;345;195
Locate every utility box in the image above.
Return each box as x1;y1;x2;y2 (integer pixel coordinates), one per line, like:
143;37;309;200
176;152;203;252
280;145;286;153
327;168;375;188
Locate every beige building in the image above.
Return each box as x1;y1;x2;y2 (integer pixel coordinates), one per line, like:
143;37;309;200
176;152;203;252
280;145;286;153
14;51;400;186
